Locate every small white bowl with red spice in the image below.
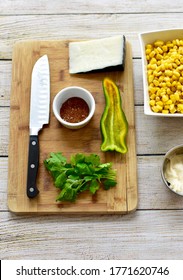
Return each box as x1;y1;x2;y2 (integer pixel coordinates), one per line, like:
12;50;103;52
53;86;96;129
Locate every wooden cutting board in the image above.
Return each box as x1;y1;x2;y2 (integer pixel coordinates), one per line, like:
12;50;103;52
8;39;138;214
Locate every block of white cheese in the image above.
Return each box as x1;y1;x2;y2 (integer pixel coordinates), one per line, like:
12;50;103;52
69;35;126;74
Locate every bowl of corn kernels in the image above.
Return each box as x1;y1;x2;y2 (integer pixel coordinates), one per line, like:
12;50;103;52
139;29;183;116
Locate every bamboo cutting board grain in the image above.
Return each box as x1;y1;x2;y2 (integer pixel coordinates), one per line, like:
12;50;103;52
8;40;138;214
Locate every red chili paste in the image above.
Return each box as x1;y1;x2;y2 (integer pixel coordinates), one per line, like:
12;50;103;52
60;97;89;123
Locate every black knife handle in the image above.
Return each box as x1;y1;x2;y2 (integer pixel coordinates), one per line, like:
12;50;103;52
27;135;40;198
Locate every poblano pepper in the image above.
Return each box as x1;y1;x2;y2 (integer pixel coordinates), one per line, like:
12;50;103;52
100;77;128;154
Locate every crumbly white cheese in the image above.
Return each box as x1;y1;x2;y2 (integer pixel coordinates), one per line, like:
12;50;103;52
69;36;125;74
164;154;183;194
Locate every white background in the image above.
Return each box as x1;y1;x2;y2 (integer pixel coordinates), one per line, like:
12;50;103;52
1;260;182;280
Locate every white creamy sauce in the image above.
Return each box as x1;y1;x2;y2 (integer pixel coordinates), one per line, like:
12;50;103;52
165;154;183;194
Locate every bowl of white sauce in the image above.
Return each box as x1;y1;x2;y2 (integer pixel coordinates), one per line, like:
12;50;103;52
161;144;183;196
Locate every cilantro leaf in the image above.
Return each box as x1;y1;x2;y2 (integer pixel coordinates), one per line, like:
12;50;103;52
55;173;67;188
56;185;77;202
89;179;100;194
85;154;101;166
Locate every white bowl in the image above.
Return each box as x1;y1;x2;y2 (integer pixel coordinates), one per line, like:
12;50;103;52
161;144;183;196
53;86;95;129
139;28;183;117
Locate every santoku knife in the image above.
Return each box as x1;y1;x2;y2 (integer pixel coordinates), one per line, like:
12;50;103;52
27;55;50;198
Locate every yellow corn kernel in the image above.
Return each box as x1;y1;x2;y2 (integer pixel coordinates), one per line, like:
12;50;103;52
168;63;173;70
157;104;163;111
162;45;168;52
178;65;183;71
175;59;180;65
177;104;183;111
148;69;153;75
161;82;167;88
178;46;183;53
177;84;182;90
156;71;162;77
164;62;169;69
165;70;173;76
164;77;170;82
152;105;162;112
153;80;159;87
164;104;170;110
166;99;172;105
169;104;176;114
149;100;156;106
179;77;183;83
146;44;153;49
172;39;176;45
173;70;180;78
176;39;180;46
146;48;151;55
166;88;172;95
156;88;161;95
149;51;156;58
151;106;158;112
147;64;151;70
156;53;163;60
172;80;177;87
154;40;164;47
156;66;161;72
150;64;157;70
159;76;164;83
162;110;169;114
160;90;166;97
150;57;157;64
172;74;178;81
162;95;169;102
156;101;163;106
160;64;165;71
166;81;172;88
148;75;154;83
149;86;157;95
156;90;161;96
166;42;173;48
174;92;180;101
154;48;159;54
150;93;156;100
171;63;176;70
157;47;163;54
170;94;176;102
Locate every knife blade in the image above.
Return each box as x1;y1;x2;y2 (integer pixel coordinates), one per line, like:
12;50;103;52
27;54;50;198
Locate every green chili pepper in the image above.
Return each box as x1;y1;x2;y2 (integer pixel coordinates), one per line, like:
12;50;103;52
100;77;128;154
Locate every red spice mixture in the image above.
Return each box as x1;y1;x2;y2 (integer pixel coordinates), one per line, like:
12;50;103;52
60;97;89;123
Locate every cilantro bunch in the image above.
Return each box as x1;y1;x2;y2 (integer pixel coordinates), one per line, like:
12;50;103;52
44;152;117;202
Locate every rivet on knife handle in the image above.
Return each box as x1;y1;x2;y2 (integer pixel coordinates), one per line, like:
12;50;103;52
27;135;39;198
